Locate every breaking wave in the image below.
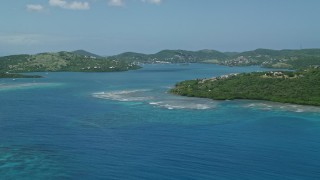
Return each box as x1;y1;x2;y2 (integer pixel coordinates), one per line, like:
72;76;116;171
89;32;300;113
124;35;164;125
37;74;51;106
149;100;215;110
243;101;320;113
92;89;153;102
92;89;217;110
92;89;320;112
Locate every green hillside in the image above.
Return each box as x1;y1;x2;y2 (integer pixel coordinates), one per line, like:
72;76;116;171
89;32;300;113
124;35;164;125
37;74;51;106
0;51;140;74
108;48;320;69
1;48;320;77
109;49;228;63
170;67;320;106
111;52;149;62
72;50;102;58
221;48;320;68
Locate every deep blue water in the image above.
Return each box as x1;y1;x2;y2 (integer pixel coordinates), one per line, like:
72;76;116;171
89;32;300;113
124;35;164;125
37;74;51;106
1;64;320;179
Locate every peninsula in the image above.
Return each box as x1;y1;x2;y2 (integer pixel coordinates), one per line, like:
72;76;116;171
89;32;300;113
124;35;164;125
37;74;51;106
170;67;320;106
0;50;140;78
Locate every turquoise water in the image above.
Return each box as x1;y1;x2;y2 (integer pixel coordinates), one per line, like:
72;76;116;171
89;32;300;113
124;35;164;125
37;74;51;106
1;64;320;179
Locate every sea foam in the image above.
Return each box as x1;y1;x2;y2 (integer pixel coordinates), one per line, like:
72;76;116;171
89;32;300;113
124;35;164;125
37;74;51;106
93;89;217;110
243;101;320;113
92;89;153;102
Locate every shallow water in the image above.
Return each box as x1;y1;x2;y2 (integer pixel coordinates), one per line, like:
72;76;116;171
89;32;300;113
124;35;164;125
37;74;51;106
1;64;320;179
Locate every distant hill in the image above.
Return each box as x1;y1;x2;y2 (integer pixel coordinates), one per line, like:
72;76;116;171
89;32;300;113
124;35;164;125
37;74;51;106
108;48;320;69
223;52;240;57
111;52;149;62
72;50;102;58
151;49;228;63
222;48;320;69
0;51;140;74
1;48;320;74
109;49;228;63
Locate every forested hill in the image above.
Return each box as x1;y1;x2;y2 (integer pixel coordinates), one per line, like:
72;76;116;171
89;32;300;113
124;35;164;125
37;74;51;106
72;50;102;58
221;48;320;68
107;48;320;69
170;67;320;106
1;48;320;74
109;49;228;63
0;51;140;73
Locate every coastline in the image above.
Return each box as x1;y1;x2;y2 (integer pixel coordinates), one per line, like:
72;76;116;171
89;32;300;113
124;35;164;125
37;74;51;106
170;68;320;107
0;73;42;79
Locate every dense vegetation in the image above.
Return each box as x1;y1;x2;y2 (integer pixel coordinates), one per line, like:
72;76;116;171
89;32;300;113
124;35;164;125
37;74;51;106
0;51;140;74
109;49;228;64
220;48;320;68
1;48;320;75
108;48;320;69
1;48;320;79
170;68;320;106
72;50;102;58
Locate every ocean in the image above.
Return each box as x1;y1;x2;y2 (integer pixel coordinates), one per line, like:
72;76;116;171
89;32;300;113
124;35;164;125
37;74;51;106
1;64;320;179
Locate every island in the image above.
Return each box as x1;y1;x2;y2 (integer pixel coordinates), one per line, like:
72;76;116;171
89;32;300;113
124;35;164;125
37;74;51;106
107;48;320;69
0;50;140;78
170;67;320;106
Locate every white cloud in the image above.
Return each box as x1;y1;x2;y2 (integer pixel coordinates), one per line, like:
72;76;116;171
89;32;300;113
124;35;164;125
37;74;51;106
49;0;90;10
26;4;44;12
49;0;66;7
108;0;124;7
68;1;90;9
141;0;162;5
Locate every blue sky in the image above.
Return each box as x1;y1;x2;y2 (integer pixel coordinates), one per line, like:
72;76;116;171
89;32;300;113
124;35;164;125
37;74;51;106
1;0;320;55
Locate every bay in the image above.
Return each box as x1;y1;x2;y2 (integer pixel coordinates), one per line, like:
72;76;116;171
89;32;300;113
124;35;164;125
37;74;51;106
1;64;320;179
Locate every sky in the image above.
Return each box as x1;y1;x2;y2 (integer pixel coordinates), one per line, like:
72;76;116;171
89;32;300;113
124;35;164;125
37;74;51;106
1;0;320;56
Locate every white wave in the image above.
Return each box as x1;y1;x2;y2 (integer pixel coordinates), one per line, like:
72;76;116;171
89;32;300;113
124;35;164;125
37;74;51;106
149;100;215;110
243;101;320;113
92;89;153;102
247;103;256;107
149;101;162;105
295;109;304;113
93;89;217;110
